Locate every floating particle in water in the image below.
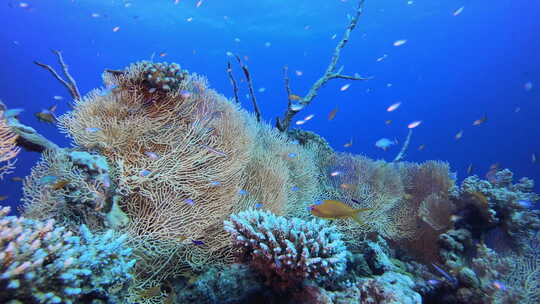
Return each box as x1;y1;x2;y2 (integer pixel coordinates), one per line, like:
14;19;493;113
295;70;303;76
295;120;306;125
387;102;401;112
258;87;266;93
331;33;337;40
234;38;241;43
53;95;63;100
113;26;120;32
393;39;407;47
124;2;132;8
340;83;351;91
196;0;203;8
19;2;29;8
408;120;422;129
524;81;533;91
186;17;193;22
226;51;233;57
264;42;271;47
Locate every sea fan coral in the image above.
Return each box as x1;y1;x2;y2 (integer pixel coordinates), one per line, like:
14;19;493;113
56;61;257;291
0;206;135;304
0;110;20;179
224;209;348;290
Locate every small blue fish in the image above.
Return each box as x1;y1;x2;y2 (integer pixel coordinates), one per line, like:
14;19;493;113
180;90;191;98
85;127;101;133
39;175;58;184
492;280;507;291
210;181;221;186
291;186;299;192
144;151;160;160
100;175;111;188
238;189;249;195
3;108;24;118
139;169;152;177
191;240;204;246
287;152;297;158
255;203;263;209
516;200;533;208
184;199;195;206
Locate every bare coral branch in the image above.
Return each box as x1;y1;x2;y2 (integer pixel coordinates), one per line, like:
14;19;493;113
233;55;262;122
276;0;371;132
226;61;240;104
34;49;81;100
393;128;413;162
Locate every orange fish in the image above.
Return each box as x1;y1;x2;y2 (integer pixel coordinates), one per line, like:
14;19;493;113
0;196;8;201
51;179;70;190
328;108;338;121
309;200;371;225
289;94;302;101
473;114;487;126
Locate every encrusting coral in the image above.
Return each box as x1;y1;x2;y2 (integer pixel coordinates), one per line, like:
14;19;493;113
0;206;135;304
224;209;349;290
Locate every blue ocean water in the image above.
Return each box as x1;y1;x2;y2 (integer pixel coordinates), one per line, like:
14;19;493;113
1;0;539;212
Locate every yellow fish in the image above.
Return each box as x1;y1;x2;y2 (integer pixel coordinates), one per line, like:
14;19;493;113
310;200;371;225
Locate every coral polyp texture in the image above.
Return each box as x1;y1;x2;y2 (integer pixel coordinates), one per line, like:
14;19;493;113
0;206;135;304
224;209;348;289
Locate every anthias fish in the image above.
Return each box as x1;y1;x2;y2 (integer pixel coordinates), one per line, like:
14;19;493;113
309;200;371;225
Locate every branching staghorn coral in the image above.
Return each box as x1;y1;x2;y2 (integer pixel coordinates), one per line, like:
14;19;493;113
0;206;135;304
224;209;348;290
0;110;20;179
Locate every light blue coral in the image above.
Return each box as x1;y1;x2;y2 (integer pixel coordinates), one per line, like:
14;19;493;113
0;206;135;303
224;209;348;288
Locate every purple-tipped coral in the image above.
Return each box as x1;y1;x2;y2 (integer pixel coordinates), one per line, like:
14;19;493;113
224;209;348;290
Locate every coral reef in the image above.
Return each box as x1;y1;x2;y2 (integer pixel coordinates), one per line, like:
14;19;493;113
22;149;126;231
174;264;266;304
224;209;348;290
0;206;135;303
